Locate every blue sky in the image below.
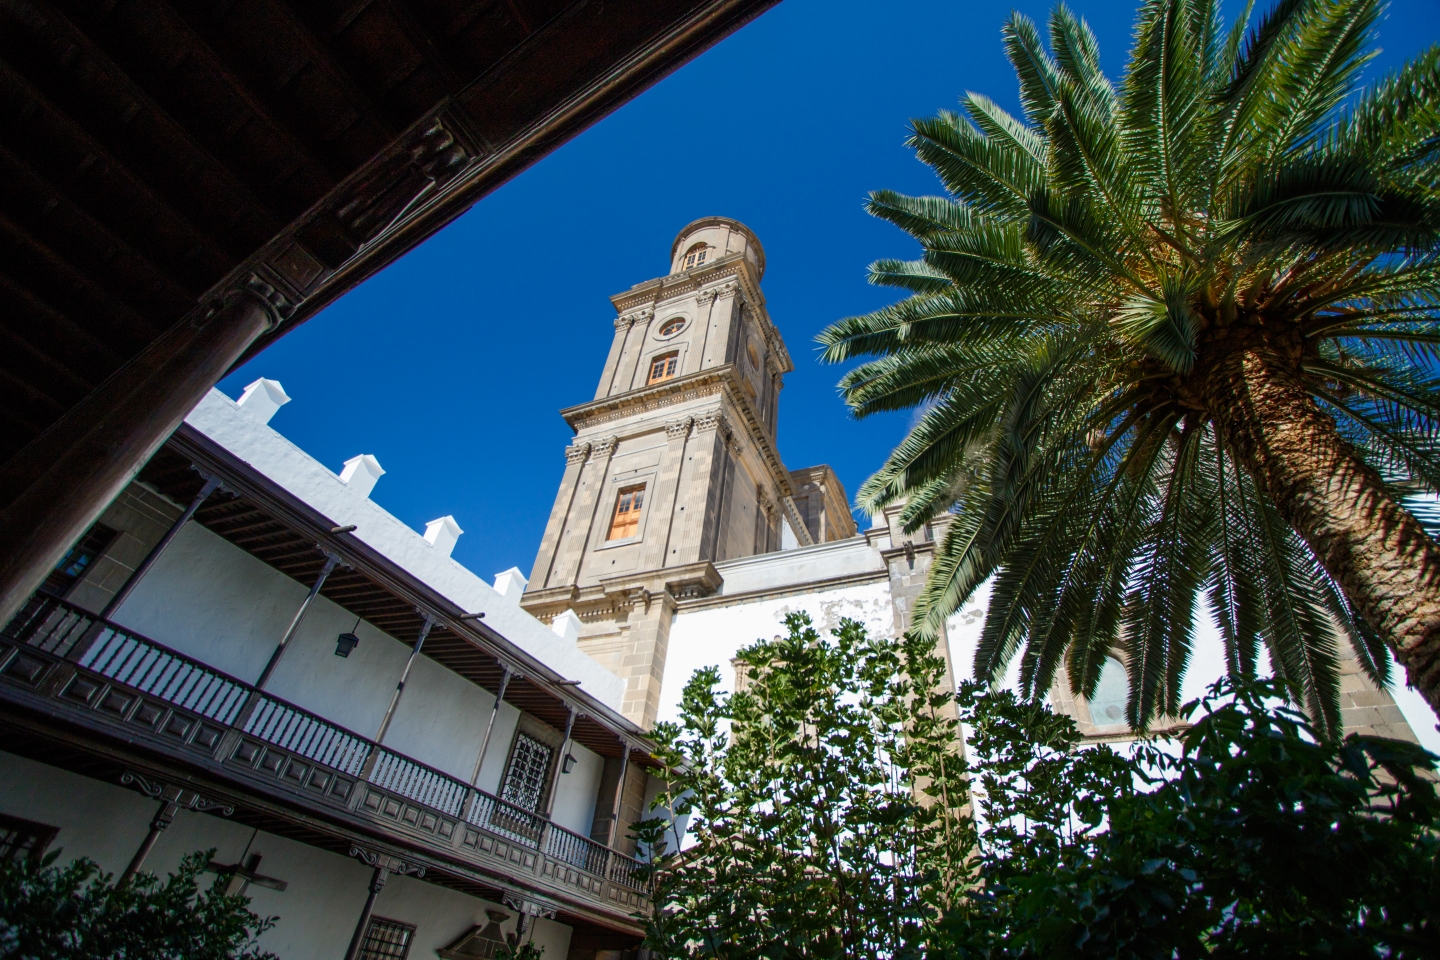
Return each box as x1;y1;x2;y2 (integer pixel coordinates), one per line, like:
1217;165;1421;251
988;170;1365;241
220;0;1439;583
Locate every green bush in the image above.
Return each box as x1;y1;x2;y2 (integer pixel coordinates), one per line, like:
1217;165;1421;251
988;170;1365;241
639;616;1440;958
945;680;1440;958
0;848;278;960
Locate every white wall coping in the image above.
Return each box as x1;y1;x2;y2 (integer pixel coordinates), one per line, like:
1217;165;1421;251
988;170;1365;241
183;387;626;708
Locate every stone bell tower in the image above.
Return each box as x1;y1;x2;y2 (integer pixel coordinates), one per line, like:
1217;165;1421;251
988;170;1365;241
522;217;846;728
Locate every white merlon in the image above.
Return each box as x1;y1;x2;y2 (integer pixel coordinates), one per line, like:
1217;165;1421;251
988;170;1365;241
339;454;385;498
236;378;291;424
424;516;463;558
182;384;627;710
551;610;582;644
493;568;528;604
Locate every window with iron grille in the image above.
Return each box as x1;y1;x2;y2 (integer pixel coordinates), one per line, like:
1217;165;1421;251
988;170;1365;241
500;732;554;813
41;523;116;597
0;813;58;863
358;917;415;960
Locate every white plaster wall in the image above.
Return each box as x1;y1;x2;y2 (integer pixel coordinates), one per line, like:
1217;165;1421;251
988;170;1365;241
549;741;604;838
474;703;522;795
944;581;1440;756
112;521;496;783
0;752;567;960
185;388;624;709
661;580;897;726
112;521;605;820
712;535;883;596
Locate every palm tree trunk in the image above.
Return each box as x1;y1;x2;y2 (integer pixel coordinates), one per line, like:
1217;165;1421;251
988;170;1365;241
1203;336;1440;722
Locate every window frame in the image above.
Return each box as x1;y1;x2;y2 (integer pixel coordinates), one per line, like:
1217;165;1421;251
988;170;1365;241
681;243;709;270
646;351;679;385
41;523;117;598
656;317;688;339
606;484;648;542
357;916;416;960
0;813;58;863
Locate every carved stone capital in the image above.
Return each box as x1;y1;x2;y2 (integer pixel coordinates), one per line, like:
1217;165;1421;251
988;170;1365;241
694;289;717;306
564;442;592;465
664;416;694;441
590;435;619;458
692;410;730;439
757;488;778;521
618;307;653;329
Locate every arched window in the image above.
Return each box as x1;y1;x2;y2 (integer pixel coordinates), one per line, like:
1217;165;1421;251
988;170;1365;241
682;243;709;270
648;351;678;384
658;317;686;337
1087;656;1130;727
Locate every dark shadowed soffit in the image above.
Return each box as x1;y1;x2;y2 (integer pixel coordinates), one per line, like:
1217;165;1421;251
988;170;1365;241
0;0;780;466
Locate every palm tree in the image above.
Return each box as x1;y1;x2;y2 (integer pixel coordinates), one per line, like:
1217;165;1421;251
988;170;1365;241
818;0;1440;735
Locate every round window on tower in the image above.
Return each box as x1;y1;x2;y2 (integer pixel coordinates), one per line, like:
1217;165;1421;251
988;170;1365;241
746;340;760;370
657;317;687;339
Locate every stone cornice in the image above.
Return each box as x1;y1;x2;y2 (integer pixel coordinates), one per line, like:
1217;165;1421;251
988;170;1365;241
559;366;796;499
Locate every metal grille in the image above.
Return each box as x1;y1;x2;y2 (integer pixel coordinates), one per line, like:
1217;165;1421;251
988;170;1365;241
0;814;57;863
499;733;552;813
359;917;414;960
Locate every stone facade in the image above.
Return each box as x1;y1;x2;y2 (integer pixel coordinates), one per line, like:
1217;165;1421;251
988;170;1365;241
523;218;854;727
526;217;1425;751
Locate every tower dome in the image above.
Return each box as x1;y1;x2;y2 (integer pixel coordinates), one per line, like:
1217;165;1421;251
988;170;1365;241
669;217;765;279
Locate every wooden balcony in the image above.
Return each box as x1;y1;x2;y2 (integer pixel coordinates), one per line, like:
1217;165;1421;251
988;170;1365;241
0;594;649;924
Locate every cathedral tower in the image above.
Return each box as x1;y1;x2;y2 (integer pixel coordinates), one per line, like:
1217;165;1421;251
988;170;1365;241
523;218;854;727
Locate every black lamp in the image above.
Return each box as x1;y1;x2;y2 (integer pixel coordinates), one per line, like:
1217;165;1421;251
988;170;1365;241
561;753;577;774
335;616;361;658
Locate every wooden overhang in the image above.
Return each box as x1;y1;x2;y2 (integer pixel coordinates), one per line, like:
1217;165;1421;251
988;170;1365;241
141;422;656;767
0;0;780;468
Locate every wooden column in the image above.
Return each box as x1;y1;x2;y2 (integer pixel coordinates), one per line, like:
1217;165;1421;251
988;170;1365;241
0;291;278;627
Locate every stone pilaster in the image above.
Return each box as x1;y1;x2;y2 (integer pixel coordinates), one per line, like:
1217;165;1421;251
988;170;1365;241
548;436;617;586
529;441;592;589
677;411;730;562
637;417;694;571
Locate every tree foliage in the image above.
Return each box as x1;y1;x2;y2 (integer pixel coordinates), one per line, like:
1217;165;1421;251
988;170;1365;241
635;613;969;959
639;619;1440;958
0;849;278;960
818;0;1440;735
945;678;1440;957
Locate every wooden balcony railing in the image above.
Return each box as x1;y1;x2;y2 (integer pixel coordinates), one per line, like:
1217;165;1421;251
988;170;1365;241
0;594;648;915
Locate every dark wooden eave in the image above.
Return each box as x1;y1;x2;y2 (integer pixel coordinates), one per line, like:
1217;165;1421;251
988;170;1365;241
0;0;780;467
140;423;655;765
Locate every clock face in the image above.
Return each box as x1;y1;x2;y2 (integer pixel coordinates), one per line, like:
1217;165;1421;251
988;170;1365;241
747;340;760;370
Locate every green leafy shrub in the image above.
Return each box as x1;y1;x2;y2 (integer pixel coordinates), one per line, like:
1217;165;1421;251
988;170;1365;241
945;679;1440;958
0;848;278;960
635;613;969;959
639;616;1440;958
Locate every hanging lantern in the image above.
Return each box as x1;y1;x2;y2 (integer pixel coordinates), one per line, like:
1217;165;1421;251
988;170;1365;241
336;616;361;657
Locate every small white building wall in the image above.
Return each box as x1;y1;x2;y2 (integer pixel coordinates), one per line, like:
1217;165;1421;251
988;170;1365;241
660;579;898;727
111;518;609;822
0;751;570;960
112;520;496;784
184;387;624;710
710;535;884;596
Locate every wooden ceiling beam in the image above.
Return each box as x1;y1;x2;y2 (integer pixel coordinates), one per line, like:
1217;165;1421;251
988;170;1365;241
0;1;284;252
86;0;339;205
